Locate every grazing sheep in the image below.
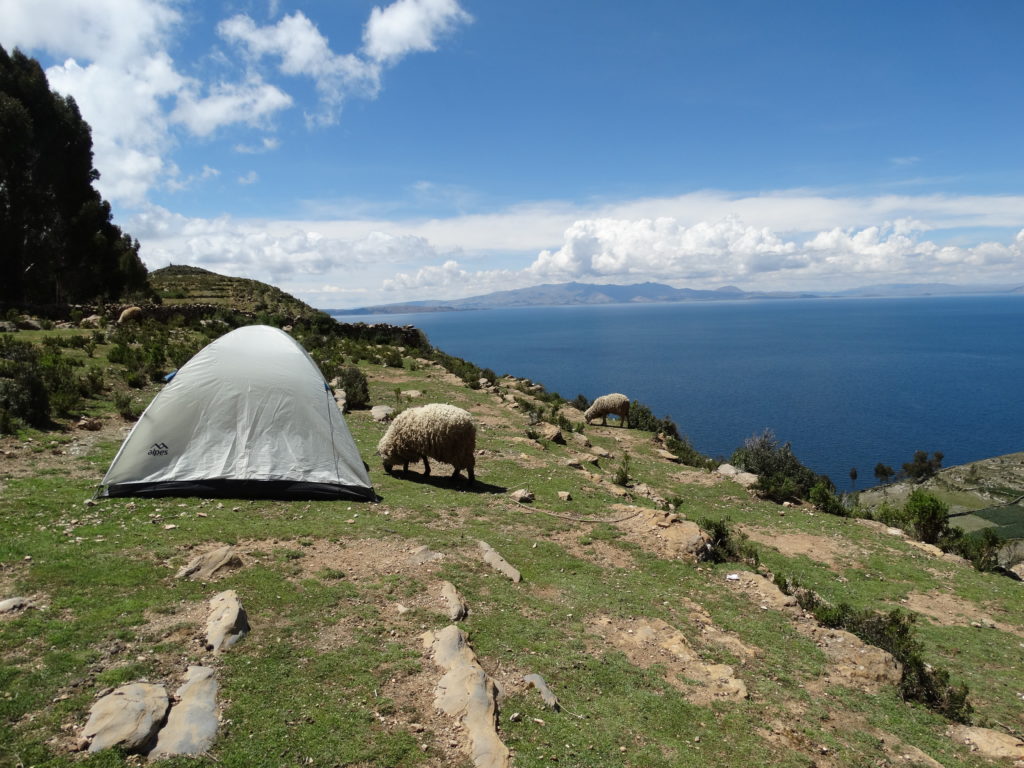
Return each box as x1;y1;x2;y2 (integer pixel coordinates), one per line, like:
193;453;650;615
377;403;477;482
117;306;143;324
584;393;630;428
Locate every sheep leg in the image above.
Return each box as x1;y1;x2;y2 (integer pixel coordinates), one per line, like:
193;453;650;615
422;456;431;476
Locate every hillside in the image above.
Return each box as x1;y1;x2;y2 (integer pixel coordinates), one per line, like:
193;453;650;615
150;265;323;320
2;280;1023;767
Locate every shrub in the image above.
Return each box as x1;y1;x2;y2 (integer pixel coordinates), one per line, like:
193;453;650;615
113;391;140;420
905;489;949;544
628;399;681;438
774;579;973;723
732;429;821;503
944;528;1001;572
809;479;849;517
613;452;631;486
665;435;717;471
334;365;370;410
571;394;591;411
901;450;944;482
0;336;50;427
379;347;403;368
698;517;759;566
874;501;912;531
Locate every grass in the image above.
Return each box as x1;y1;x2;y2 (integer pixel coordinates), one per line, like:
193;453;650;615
1;316;1021;768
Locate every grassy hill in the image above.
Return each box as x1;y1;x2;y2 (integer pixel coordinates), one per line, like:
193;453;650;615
2;277;1023;767
150;265;322;319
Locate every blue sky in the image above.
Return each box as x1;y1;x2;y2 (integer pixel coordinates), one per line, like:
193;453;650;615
3;0;1024;306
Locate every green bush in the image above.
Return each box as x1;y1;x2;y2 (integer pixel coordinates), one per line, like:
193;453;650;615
334;365;370;410
113;391;140;420
628;399;680;438
0;336;50;427
664;435;717;471
613;452;631;486
732;429;822;503
698;517;759;566
905;489;949;544
809;480;849;517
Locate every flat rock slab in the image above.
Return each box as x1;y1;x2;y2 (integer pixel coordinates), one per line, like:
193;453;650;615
478;540;521;582
150;666;219;759
423;625;510;768
176;546;242;581
206;590;250;653
657;449;681;463
948;725;1024;760
440;580;468;620
410;545;444;565
83;683;169;753
0;596;34;614
371;405;395;422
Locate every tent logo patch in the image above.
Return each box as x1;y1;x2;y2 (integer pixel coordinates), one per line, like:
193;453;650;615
148;442;169;456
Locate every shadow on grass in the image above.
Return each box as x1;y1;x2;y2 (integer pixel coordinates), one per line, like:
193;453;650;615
382;469;507;495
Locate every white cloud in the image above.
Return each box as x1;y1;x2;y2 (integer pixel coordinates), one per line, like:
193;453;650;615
234;137;281;154
238;171;259;185
363;0;472;64
218;11;380;126
172;77;292;136
1;0;470;204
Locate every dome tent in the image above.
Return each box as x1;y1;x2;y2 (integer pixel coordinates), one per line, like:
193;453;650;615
100;325;374;501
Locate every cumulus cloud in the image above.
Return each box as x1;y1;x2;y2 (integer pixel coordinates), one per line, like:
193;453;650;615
1;0;471;204
234;137;281;154
238;171;259;185
218;11;381;127
172;77;292;136
131;205;445;284
363;0;472;64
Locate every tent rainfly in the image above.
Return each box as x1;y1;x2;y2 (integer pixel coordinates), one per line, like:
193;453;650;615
99;325;374;501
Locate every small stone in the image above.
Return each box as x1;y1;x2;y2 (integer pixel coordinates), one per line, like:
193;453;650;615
557;491;572;502
84;499;98;507
510;489;534;503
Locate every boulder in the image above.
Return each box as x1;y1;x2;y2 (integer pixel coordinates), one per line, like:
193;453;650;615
205;590;249;653
569;432;591;448
590;446;613;459
149;666;219;758
510;488;534;503
175;546;242;581
409;545;444;565
76;416;103;431
657;449;681;463
440;581;468;621
401;389;423;399
0;596;33;614
82;683;169;753
371;405;395;422
557;491;572;502
79;314;104;328
536;423;566;444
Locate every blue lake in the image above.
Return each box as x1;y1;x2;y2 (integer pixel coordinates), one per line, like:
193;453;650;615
331;296;1024;490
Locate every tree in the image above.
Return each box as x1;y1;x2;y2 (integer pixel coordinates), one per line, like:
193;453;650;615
849;467;858;489
901;450;944;483
874;462;895;485
0;45;149;305
904;489;950;544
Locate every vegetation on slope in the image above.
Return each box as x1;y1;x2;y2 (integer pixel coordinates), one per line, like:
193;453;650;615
2;302;1023;768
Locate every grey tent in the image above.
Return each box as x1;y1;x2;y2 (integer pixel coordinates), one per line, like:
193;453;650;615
100;325;374;501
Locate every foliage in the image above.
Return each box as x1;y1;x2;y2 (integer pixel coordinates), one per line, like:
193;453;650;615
808;479;849;517
333;365;370;410
571;393;591;411
664;435;717;470
731;429;821;503
0;334;49;427
873;462;895;485
698;517;759;566
904;488;949;544
779;582;973;723
901;450;944;482
0;46;150;304
628;399;680;438
612;452;631;486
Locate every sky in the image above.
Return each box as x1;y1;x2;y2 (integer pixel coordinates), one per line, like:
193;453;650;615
3;0;1024;308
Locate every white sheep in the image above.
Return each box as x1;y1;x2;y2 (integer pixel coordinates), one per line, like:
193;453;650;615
584;393;631;427
377;403;477;482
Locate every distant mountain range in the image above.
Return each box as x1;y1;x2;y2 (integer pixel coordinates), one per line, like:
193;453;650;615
327;281;1024;314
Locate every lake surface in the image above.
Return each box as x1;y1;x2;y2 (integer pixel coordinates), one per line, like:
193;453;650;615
332;296;1024;490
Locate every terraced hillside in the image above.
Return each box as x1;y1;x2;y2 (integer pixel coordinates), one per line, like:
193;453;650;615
150;265;320;319
1;301;1022;767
